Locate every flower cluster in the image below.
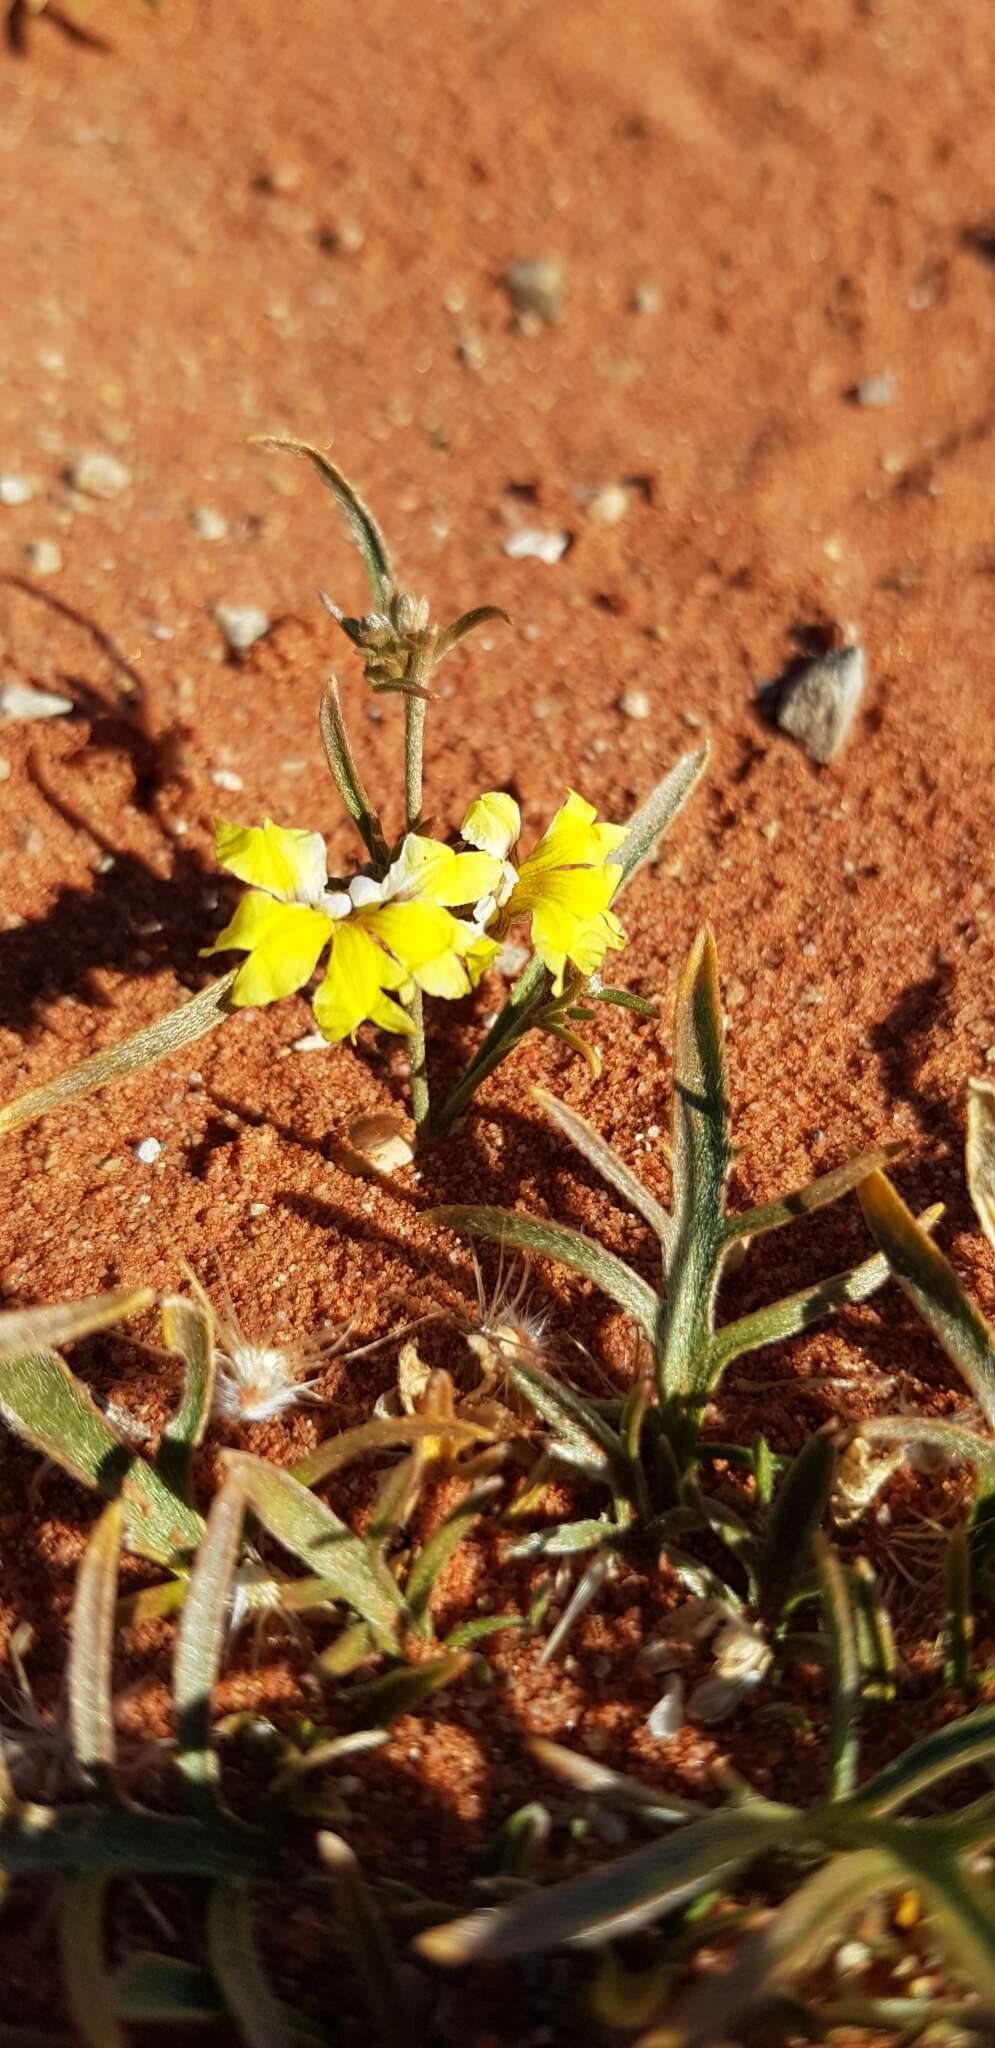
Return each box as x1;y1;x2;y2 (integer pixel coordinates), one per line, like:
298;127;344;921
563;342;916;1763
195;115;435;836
205;789;627;1043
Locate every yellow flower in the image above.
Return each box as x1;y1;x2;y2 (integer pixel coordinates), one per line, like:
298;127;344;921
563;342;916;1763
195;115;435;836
202;817;346;1007
206;818;503;1044
461;789;627;995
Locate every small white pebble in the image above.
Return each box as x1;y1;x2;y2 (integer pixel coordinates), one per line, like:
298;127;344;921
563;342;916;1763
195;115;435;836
248;1201;268;1217
24;538;62;576
70;450;132;499
853;372;895;409
0;757;10;780
0;682;72;721
210;767;244;792
289;1031;327;1053
191;506;228;541
215;604;271;653
588;484;629;526
133;1137;162;1165
620;687;651;719
0;475;35;506
504;527;570;565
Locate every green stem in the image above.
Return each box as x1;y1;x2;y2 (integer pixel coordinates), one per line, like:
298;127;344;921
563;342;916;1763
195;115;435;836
428;955;549;1139
403;641;433;1134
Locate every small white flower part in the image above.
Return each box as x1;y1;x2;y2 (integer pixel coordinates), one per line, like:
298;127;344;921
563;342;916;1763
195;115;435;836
188;1264;347;1424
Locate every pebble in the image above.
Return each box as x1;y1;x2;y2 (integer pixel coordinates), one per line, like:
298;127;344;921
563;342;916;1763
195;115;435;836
346;1110;414;1174
288;1031;327;1053
210;767;244;792
133;1137;162;1165
0;681;72;721
215;604;271;653
504;527;570;565
620;687;650;719
191;506;228;541
502;258;565;324
852;371;896;408
588;484;630;526
777;644;867;765
0;757;9;780
70;450;132;499
24;538;62;575
0;475;35;506
631;279;662;315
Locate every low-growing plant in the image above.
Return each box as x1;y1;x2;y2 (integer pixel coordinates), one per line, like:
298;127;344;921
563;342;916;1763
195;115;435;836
0;443;706;1152
430;925;937;1661
417;1546;995;2045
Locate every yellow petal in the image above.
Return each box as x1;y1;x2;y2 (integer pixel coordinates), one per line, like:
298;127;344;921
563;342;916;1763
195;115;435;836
367;900;459;973
529;899;626;996
204;892;333;1006
522;790;625;877
509;862;621;922
415;950;473;999
214;817;327;905
431;849;503;907
312;924;414;1043
461;791;521;860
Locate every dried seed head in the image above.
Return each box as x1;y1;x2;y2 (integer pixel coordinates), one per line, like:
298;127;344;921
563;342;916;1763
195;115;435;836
188;1263;348;1424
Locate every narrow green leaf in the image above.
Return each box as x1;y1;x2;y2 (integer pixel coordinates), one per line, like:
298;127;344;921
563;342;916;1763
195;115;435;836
815;1535;861;1802
406;1481;499;1632
860;1171;995;1429
112;1954;222;2025
174;1466;249;1805
291;1413;491;1491
944;1524;976;1693
435;605;510;660
319;1833;408;2048
615;745;709;886
68;1499;124;1789
655;926;730;1408
0;1286;153;1360
854;1701;995;1816
642;1848;896;2048
158;1295;215;1503
708;1219;942;1380
233;1454;406;1652
428;1205;659;1339
416;1805;798;1961
250;436;393;605
967;1077;995;1254
0;1801;267;1878
506;1354;630;1481
758;1432;836;1620
206;1882;293;2048
57;1877;124;2048
0;973;236;1139
528;1735;704;1822
507;1518;617;1560
0;1349;203;1565
532;1086;675;1264
349;1652;473;1728
319;679;388;866
724;1144;902;1243
843;1413;995;1498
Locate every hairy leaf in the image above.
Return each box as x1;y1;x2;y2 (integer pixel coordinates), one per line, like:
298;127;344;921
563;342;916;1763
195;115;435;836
319;1833;408;2048
429;1205;658;1338
724;1144;901;1243
68;1500;124;1789
250;436;393;605
319;679;387;866
206;1882;293;2048
232;1454;406;1651
967;1078;995;1253
859;1171;995;1428
655;927;730;1409
158;1294;215;1502
58;1878;123;2048
292;1413;491;1491
615;746;709;886
0;1286;153;1360
757;1432;836;1621
532;1086;675;1263
0;973;236;1139
348;1652;474;1728
435;605;510;660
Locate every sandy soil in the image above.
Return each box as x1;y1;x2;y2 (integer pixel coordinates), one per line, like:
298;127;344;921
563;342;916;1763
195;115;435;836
2;0;995;2035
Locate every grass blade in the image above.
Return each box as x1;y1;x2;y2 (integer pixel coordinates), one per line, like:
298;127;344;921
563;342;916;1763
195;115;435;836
859;1171;995;1428
815;1535;861;1802
206;1882;293;2048
291;1413;491;1491
68;1499;124;1790
429;1205;659;1339
615;745;709;886
235;1454;406;1651
852;1700;995;1815
532;1086;675;1264
757;1431;836;1621
416;1806;797;1961
58;1877;124;2048
319;679;387;866
319;1833;409;2048
250;436;393;605
0;1286;153;1359
0;972;236;1139
654;927;730;1410
174;1466;249;1805
641;1848;896;2048
0;1348;203;1564
158;1295;215;1502
724;1145;901;1243
968;1078;995;1253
